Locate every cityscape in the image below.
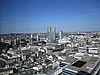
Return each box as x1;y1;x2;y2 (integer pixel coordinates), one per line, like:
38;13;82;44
0;0;100;75
0;27;100;75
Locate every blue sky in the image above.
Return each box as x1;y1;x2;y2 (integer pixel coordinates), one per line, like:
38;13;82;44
0;0;100;33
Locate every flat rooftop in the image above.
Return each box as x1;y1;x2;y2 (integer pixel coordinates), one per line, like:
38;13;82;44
64;57;100;73
89;57;98;62
61;56;77;65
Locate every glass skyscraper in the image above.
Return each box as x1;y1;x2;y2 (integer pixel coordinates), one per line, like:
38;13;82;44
47;27;56;42
58;30;63;40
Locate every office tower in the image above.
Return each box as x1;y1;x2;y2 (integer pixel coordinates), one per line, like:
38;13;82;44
16;38;20;46
36;33;40;41
30;34;33;43
31;34;33;38
0;38;4;42
58;30;63;40
47;27;56;42
36;34;39;41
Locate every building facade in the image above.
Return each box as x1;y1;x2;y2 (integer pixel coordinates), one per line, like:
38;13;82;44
47;27;56;42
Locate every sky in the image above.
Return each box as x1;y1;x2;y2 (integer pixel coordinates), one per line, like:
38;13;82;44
0;0;100;34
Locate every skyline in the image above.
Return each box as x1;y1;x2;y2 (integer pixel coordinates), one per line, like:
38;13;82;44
0;0;100;34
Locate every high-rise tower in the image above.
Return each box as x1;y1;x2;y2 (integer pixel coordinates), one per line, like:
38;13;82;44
58;30;63;40
47;27;56;42
30;34;33;43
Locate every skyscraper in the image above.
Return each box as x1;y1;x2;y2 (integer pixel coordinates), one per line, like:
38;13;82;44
47;27;56;42
58;30;63;40
30;34;33;43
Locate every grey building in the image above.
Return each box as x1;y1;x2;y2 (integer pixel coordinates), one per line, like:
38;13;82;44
58;30;63;40
47;27;56;42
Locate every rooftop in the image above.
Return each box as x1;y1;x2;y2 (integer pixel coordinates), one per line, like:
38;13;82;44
62;56;77;65
89;57;98;62
71;60;87;68
64;57;100;73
